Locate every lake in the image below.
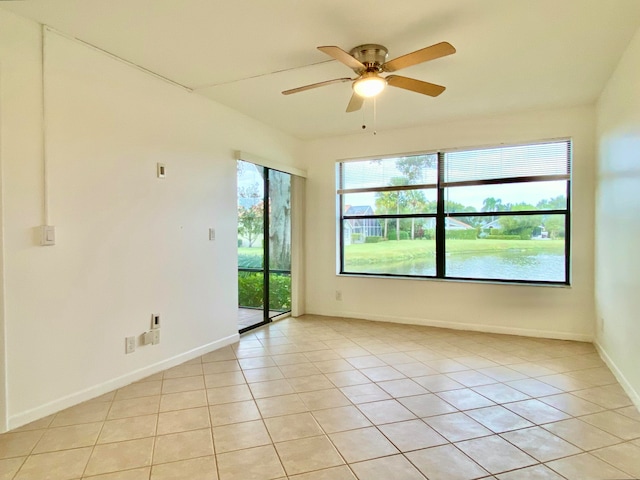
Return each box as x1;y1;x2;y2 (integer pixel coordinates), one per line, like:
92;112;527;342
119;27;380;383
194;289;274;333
345;250;565;282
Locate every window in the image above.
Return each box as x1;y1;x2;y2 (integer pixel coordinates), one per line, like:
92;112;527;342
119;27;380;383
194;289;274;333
337;140;571;284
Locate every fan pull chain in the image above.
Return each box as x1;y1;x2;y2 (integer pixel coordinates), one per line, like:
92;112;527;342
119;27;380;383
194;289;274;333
373;97;377;135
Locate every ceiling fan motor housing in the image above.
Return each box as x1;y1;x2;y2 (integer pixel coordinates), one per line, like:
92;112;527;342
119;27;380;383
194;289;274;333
349;44;388;72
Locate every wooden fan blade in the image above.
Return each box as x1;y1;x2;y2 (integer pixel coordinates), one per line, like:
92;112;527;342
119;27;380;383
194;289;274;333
282;77;352;95
386;75;446;97
318;46;366;72
382;42;456;72
346;93;364;113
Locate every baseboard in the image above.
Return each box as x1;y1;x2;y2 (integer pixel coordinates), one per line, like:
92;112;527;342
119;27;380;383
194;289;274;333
7;333;239;431
315;310;593;342
595;341;640;411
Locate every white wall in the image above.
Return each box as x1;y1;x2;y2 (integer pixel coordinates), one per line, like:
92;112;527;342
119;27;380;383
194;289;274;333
303;105;596;340
0;9;302;430
595;25;640;406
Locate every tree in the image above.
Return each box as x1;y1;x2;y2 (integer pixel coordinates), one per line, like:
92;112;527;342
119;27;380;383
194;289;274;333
237;181;263;247
404;190;428;238
267;171;291;270
395;156;435;239
543;215;565;239
445;201;479;227
396;155;435;182
482;197;503;213
499;203;541;239
237;165;291;271
481;197;504;224
375;177;409;240
375;191;394;239
536;195;566;210
537;195;566;239
238;203;263;247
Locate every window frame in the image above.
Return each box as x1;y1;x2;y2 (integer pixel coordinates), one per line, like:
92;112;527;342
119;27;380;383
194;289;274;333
337;139;572;285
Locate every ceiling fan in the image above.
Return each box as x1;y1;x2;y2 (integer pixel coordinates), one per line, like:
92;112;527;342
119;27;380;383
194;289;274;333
282;42;456;112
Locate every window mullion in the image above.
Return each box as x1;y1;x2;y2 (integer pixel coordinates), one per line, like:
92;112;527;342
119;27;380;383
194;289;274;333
436;152;445;278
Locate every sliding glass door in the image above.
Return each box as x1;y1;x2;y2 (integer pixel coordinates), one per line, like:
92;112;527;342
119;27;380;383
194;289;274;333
237;161;291;332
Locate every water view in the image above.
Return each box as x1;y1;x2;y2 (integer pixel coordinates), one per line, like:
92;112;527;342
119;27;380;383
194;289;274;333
344;239;566;283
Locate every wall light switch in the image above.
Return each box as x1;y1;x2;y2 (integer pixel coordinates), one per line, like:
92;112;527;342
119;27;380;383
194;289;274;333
39;225;55;246
209;228;215;241
125;336;136;354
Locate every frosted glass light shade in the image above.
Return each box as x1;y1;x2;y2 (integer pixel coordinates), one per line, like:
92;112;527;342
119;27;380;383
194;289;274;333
353;75;386;98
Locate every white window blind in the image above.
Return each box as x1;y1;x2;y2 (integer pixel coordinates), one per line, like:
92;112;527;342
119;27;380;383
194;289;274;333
444;141;571;184
341;154;438;190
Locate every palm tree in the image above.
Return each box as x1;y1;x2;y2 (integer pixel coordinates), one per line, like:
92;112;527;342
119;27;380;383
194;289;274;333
375;192;395;239
482;197;503;223
481;197;503;212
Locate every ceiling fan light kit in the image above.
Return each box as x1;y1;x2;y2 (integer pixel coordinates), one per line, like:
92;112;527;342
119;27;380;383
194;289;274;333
353;73;386;98
283;41;456;112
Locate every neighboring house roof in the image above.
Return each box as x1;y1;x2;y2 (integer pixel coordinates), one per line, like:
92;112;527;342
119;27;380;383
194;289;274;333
481;219;502;229
446;218;474;230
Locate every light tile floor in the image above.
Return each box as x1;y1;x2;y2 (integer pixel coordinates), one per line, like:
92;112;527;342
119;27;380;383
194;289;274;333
2;315;640;479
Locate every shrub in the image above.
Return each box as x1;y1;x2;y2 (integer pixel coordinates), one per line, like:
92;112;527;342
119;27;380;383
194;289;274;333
350;233;362;243
387;231;409;240
238;271;291;310
237;239;243;247
238;272;263;308
268;274;292;310
489;228;504;236
364;236;383;243
422;228;435;240
445;229;478;240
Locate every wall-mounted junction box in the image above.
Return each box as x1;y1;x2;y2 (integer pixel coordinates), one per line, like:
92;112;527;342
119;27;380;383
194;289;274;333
39;225;56;246
151;314;161;329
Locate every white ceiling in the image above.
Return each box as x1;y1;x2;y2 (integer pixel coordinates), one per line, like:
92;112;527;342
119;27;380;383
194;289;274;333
4;0;640;140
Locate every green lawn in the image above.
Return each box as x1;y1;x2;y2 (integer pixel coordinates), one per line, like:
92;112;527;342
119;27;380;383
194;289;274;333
241;240;564;267
345;239;564;264
238;247;263;258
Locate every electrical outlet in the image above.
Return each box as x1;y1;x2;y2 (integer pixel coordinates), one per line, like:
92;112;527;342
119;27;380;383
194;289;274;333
335;290;342;301
151;313;161;329
125;336;136;354
151;329;160;345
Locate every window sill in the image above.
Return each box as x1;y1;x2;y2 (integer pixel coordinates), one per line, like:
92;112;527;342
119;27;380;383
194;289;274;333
337;272;571;288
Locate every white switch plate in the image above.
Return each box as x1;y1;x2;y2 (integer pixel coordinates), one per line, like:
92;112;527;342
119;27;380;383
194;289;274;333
209;228;215;241
151;329;160;345
39;225;55;246
125;336;136;354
